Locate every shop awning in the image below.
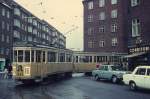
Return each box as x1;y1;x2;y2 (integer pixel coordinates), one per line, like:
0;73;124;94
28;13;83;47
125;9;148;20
124;52;146;58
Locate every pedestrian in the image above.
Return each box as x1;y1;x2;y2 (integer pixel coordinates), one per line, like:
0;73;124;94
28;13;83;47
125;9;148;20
3;65;8;79
7;64;12;79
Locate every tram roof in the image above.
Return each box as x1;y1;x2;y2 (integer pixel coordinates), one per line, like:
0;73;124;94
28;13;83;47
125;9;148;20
13;42;72;52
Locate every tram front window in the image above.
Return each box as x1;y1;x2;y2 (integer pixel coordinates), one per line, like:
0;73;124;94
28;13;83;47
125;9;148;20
25;50;30;62
18;50;23;62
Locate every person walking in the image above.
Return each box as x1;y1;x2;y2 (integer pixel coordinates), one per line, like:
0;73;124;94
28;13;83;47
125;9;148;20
7;64;12;79
3;65;8;79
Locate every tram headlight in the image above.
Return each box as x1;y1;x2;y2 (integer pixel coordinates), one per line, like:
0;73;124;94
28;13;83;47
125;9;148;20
24;67;30;76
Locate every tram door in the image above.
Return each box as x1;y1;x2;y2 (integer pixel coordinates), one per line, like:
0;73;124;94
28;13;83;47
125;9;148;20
36;50;42;77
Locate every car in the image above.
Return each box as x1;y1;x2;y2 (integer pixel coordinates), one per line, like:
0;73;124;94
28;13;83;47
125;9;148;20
92;65;127;83
123;66;150;91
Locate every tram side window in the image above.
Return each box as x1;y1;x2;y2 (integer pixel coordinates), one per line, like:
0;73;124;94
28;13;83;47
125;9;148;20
18;50;23;62
66;54;72;62
59;53;65;62
25;50;30;62
31;51;34;62
36;51;41;62
75;56;79;63
43;51;45;62
48;52;56;62
13;51;17;62
80;56;92;63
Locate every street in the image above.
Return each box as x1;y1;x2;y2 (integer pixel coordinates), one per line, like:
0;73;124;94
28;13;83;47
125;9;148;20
0;74;150;99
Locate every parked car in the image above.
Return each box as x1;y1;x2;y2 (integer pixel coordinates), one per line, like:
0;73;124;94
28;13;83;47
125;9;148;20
92;65;127;83
123;66;150;91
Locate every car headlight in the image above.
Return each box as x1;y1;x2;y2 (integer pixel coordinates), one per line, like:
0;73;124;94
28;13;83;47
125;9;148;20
24;67;30;76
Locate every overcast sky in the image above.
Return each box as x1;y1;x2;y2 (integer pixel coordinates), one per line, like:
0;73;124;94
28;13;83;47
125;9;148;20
15;0;83;51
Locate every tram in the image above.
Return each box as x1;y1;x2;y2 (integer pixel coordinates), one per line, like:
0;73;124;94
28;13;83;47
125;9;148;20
12;42;73;83
12;42;125;83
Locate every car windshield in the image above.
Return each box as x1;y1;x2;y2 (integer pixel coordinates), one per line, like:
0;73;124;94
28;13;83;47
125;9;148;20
111;66;124;71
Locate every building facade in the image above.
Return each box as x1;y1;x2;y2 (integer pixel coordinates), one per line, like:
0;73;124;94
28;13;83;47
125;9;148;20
83;0;128;64
83;0;150;69
126;0;150;70
12;1;66;49
0;0;13;70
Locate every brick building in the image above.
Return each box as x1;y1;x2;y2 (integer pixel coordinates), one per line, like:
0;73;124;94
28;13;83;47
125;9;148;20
83;0;150;68
83;0;128;64
126;0;150;70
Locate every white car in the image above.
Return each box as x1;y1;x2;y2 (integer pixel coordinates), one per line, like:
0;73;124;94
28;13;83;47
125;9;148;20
123;66;150;90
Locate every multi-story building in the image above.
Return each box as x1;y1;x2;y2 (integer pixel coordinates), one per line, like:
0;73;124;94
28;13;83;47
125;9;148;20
83;0;150;69
83;0;128;64
126;0;150;70
12;1;66;49
0;0;13;70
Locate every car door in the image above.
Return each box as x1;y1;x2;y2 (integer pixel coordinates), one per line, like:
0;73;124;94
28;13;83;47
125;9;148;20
98;66;105;78
101;66;109;79
144;68;150;89
133;68;146;88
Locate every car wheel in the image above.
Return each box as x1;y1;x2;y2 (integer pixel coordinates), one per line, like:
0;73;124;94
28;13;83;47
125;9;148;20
129;82;136;91
95;75;100;81
111;76;118;83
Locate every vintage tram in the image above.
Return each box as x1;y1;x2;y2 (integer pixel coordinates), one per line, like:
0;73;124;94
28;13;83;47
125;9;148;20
12;42;73;83
12;42;124;83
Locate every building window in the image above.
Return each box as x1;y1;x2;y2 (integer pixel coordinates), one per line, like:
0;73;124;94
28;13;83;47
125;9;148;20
28;18;33;23
111;0;117;5
33;29;37;35
99;0;105;7
99;26;105;33
99;40;105;47
28;26;33;33
2;21;5;29
111;9;117;18
6;49;9;55
88;14;93;22
2;8;5;16
112;38;118;46
88;1;93;10
14;19;21;27
14;30;20;38
88;27;94;35
132;19;140;37
6;36;9;43
111;24;117;32
7;23;10;31
131;0;140;7
33;20;37;26
7;11;10;18
88;41;94;48
99;12;105;20
1;34;5;42
0;48;4;55
28;36;32;41
14;8;21;16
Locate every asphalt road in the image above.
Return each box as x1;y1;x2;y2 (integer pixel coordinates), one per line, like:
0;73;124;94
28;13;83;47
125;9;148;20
0;74;150;99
